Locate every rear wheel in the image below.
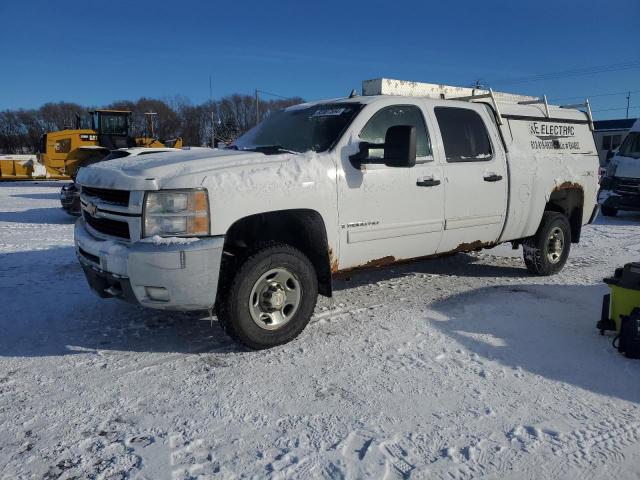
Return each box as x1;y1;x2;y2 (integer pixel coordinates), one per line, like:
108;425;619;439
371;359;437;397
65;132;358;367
600;205;617;217
523;212;571;276
216;243;318;349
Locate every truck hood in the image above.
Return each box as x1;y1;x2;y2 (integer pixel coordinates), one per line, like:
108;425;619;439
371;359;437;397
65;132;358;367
612;156;640;179
76;148;291;190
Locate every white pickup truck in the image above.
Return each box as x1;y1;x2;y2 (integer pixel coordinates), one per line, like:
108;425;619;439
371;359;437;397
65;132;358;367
75;79;599;349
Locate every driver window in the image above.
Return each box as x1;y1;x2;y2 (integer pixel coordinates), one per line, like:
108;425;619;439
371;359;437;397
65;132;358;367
359;105;432;160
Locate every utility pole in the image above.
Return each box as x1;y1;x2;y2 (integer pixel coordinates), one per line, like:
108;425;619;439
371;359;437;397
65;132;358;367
144;112;157;139
209;76;215;148
626;91;631;119
255;89;260;124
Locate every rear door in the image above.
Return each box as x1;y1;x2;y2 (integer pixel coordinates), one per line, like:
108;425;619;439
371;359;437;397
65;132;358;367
432;105;508;253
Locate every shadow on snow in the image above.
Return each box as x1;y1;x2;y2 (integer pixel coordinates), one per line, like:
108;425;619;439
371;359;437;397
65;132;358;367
10;192;63;200
332;251;528;289
2;245;638;404
0;207;76;225
427;283;640;404
0;247;242;357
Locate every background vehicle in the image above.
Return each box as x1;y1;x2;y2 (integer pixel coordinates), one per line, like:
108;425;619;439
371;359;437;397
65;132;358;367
592;118;636;166
599;119;640;216
0;110;183;181
60;147;183;215
74;78;599;349
0;155;44;180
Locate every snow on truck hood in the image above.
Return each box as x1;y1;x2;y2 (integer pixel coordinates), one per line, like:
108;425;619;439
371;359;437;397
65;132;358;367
76;148;292;191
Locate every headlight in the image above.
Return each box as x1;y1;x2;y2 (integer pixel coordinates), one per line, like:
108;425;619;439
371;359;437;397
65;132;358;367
143;189;209;237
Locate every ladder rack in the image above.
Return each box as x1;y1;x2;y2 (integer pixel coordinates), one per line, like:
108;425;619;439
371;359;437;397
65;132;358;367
559;99;594;131
361;78;593;130
446;89;504;125
514;96;594;131
518;95;551;118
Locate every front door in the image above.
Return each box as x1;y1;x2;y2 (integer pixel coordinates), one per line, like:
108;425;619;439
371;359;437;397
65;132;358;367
336;102;445;271
431;105;508;253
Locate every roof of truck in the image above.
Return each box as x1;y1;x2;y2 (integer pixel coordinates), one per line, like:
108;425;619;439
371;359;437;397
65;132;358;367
288;94;589;123
362;78;590;122
285;79;592;124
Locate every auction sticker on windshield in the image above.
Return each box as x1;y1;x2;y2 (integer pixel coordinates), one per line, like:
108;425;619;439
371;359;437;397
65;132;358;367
312;108;347;117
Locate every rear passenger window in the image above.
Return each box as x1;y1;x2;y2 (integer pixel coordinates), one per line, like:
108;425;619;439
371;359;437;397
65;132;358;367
434;107;492;162
360;105;432;159
602;135;612;150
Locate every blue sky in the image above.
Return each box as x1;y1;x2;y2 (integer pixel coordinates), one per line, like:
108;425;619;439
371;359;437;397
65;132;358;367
1;0;639;119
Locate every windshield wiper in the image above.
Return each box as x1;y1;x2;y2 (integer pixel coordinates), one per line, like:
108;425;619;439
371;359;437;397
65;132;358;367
241;145;299;155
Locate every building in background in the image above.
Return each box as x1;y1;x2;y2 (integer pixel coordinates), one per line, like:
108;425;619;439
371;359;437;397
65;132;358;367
593;118;638;165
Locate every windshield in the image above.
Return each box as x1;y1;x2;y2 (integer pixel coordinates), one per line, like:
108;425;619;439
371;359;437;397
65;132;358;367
233;103;362;153
618;132;640;159
99;113;129;136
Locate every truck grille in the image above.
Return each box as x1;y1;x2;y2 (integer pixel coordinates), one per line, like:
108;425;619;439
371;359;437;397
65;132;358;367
83;212;130;239
613;177;640;195
81;186;130;207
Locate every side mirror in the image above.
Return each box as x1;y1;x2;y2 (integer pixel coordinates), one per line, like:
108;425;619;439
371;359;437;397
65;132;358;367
606;149;615;162
383;125;416;168
349;125;417;169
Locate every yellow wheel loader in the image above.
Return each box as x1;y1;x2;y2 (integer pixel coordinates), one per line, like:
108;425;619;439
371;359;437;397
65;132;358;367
0;110;183;181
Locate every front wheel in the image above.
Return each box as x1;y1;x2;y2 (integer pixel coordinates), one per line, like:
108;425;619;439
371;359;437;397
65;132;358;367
216;243;318;349
523;212;571;276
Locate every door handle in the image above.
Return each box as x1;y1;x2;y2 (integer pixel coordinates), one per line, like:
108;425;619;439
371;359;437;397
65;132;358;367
483;174;503;182
416;178;441;187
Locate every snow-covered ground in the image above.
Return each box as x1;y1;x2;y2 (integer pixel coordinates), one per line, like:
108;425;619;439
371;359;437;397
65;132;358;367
1;181;640;480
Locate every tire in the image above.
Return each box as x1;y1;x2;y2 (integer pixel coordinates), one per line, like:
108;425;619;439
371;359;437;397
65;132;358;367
600;205;617;217
522;212;571;276
216;243;318;349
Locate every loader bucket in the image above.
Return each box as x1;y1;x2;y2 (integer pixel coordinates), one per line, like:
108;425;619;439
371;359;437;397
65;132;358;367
0;158;34;180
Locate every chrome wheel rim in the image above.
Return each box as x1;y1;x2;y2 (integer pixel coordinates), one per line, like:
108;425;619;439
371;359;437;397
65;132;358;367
249;268;302;330
546;227;565;264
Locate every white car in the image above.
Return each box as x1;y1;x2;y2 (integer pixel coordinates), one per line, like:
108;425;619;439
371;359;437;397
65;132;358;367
74;78;599;349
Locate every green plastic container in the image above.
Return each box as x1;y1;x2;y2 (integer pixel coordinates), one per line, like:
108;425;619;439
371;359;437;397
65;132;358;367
599;262;640;333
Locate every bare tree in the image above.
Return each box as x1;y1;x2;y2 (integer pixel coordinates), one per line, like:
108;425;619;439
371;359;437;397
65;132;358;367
0;94;304;154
